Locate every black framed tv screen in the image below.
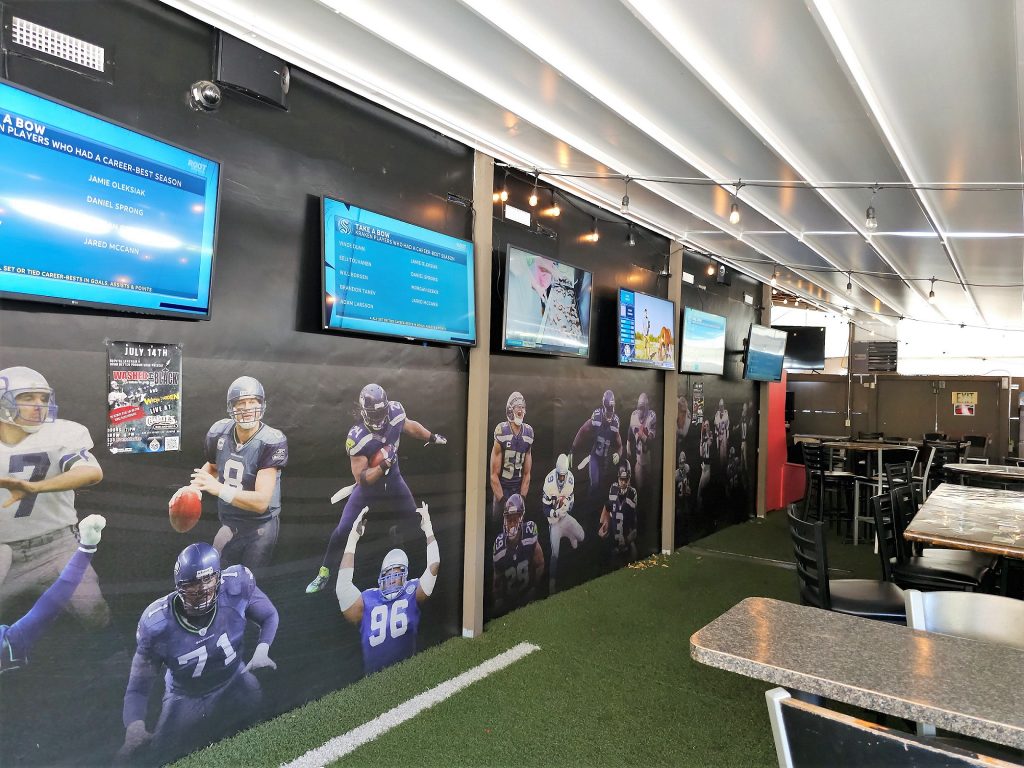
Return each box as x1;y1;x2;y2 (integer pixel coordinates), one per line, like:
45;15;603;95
617;288;676;370
0;81;220;318
321;197;476;345
777;325;826;370
502;245;591;357
743;324;788;382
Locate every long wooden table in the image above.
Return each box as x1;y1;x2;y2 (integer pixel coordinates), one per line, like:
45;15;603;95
904;483;1024;560
690;597;1024;750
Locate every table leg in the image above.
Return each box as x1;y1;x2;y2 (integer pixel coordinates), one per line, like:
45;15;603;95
853;482;860;546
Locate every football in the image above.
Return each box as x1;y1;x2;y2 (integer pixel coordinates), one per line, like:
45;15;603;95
369;448;387;468
168;486;202;533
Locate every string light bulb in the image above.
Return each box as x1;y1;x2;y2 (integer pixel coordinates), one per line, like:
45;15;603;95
528;171;539;207
706;262;716;277
620;177;630;213
589;217;599;243
865;205;878;230
499;169;509;202
729;202;740;225
770;269;778;288
928;277;936;304
846;272;852;292
626;224;636;247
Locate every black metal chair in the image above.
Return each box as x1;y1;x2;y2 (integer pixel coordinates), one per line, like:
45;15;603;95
787;507;905;622
801;442;855;536
924;432;947;442
962;434;989;464
890;484;998;572
871;492;990;592
857;431;884;441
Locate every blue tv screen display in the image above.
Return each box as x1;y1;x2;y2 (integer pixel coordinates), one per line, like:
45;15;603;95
0;82;220;318
502;245;591;357
744;324;788;382
321;197;476;345
680;308;727;374
618;288;676;370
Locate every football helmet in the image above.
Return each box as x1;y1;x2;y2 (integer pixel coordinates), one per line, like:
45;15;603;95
378;548;409;601
0;366;57;434
637;392;649;417
555;453;569;482
506;391;526;426
678;450;687;466
226;376;266;429
359;383;390;432
617;459;632;490
174;542;221;618
503;493;526;540
602;389;615;419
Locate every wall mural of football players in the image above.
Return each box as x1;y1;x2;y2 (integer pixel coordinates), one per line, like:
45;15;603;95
489;391;533;521
189;377;288;574
542;454;583;595
120;542;278;765
0;367;109;628
696;419;713;517
0;514;105;674
491;494;544;614
714;399;730;466
627;393;657;492
306;383;446;595
570;389;622;504
599;460;638;567
335;503;439;675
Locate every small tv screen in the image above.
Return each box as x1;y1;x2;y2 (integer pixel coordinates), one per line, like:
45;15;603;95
321;197;476;345
680;308;727;374
0;82;220;318
777;325;826;370
617;288;676;370
502;245;591;357
744;324;788;382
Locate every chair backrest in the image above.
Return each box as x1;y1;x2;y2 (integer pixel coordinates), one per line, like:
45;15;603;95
962;434;988;460
787;507;831;610
924;432;947;441
870;491;904;580
884;460;912;488
857;431;883;441
800;441;825;474
881;447;917;474
890;483;918;536
765;687;1017;768
906;590;1024;651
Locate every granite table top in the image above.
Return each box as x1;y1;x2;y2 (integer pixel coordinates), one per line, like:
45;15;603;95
690;597;1024;750
944;463;1024;481
905;484;1024;559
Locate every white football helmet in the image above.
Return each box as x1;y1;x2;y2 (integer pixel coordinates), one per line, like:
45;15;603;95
379;548;409;600
0;367;57;433
506;391;526;426
555;453;569;482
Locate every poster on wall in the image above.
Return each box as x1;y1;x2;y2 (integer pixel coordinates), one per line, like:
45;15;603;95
106;340;182;453
692;382;704;425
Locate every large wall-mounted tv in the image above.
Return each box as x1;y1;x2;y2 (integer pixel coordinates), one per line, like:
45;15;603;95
679;308;727;375
617;288;676;370
0;81;220;318
776;325;826;370
743;324;788;382
321;197;476;345
502;245;591;357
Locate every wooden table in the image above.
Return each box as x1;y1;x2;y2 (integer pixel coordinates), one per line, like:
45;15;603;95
690;597;1024;750
822;441;918;544
944;462;1024;487
904;483;1024;560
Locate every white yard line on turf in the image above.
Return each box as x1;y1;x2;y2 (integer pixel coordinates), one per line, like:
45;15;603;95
280;642;541;768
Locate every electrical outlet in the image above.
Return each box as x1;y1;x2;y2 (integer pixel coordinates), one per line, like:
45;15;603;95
844;418;851;427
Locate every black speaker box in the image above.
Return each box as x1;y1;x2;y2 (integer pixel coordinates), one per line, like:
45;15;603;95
215;32;289;110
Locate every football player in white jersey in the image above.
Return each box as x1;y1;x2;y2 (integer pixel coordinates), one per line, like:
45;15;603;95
627;393;657;492
0;367;109;628
541;454;583;595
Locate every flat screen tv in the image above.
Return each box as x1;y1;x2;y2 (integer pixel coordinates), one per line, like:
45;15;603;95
744;324;788;382
679;308;727;375
617;288;676;370
321;197;476;345
502;245;591;357
0;81;220;318
776;325;826;370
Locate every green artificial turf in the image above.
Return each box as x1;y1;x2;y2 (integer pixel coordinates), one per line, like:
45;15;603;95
173;511;881;768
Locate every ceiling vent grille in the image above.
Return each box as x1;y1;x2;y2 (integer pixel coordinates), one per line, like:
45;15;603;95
11;17;105;72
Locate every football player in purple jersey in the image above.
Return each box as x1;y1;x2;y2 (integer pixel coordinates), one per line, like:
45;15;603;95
335;503;439;675
570;389;623;499
0;366;109;628
0;514;105;673
306;383;446;594
599;459;638;566
491;494;544;613
189;376;288;573
489;391;534;521
119;542;278;764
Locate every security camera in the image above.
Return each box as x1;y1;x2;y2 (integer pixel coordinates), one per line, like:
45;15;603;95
187;80;222;112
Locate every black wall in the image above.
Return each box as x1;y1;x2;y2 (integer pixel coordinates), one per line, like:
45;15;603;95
1;2;470;764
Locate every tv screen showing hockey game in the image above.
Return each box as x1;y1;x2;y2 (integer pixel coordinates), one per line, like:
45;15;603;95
743;323;788;382
321;197;476;345
0;81;220;318
679;308;727;374
502;245;592;357
617;288;676;370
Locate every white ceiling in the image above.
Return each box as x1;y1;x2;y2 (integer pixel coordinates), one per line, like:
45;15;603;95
162;0;1024;331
